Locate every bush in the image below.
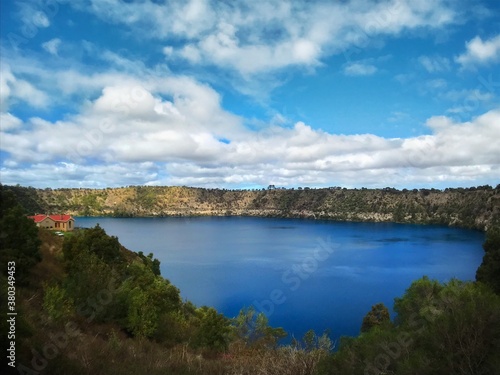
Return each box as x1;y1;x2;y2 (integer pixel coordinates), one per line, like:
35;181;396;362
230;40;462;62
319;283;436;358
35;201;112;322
43;283;74;322
63;224;123;265
317;278;500;375
193;307;232;353
476;226;500;294
0;187;41;284
233;307;287;349
117;261;181;338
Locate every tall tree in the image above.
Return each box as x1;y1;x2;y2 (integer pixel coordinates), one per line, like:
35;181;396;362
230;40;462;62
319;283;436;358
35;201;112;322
194;307;232;352
360;303;391;333
0;186;41;284
63;223;123;265
476;227;500;294
233;306;287;348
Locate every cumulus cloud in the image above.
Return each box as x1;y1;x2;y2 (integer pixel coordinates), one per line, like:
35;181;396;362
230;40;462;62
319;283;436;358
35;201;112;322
0;112;23;131
1;71;499;188
0;74;244;164
456;34;500;68
74;0;457;76
0;162;160;189
0;65;48;110
0;1;495;189
0;67;14;110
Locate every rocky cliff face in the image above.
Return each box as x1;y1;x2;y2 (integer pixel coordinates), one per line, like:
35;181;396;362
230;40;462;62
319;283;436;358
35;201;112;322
5;185;500;230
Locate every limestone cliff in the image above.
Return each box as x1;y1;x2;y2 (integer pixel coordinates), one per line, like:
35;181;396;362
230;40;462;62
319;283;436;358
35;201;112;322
4;184;499;230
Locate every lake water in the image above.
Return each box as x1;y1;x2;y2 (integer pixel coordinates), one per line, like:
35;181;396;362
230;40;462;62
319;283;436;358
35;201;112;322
76;216;485;341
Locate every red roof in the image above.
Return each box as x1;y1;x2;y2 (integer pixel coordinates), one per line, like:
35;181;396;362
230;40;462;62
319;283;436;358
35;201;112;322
48;214;73;222
28;214;73;223
28;214;50;223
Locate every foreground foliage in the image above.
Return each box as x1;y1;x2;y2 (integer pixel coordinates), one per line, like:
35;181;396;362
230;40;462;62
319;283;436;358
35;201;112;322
317;277;500;375
3;190;500;375
3;191;327;374
0;186;41;284
476;226;500;294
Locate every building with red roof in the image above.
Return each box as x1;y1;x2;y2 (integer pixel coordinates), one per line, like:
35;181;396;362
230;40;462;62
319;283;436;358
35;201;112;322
28;214;75;232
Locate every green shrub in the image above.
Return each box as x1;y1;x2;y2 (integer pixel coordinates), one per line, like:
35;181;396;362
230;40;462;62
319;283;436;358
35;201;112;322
43;283;73;322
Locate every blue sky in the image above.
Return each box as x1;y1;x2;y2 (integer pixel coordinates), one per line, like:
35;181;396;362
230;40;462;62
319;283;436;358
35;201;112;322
1;0;499;189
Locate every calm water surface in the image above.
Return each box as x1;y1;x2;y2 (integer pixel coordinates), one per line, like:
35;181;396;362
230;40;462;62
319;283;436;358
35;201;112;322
76;217;484;341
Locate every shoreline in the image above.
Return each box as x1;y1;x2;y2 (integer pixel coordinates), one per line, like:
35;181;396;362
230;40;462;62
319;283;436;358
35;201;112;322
74;211;487;233
5;184;499;232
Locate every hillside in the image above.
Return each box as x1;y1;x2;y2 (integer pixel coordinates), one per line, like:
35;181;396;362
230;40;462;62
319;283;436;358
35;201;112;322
3;184;500;230
0;186;331;375
5;225;500;375
2;185;500;375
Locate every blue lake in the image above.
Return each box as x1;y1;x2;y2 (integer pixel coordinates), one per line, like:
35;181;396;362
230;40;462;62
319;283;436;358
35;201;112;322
76;216;485;341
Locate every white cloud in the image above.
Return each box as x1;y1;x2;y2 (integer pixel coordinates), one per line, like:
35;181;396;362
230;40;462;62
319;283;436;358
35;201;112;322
162;46;174;57
1;71;499;188
0;64;49;110
456;34;500;68
343;62;377;76
0;112;23;131
418;55;451;73
0;74;244;165
171;0;453;75
13;80;49;107
42;38;61;56
75;0;457;76
32;11;50;28
178;45;203;64
0;1;496;189
441;88;493;102
0;162;160;189
0;66;14;110
16;2;51;30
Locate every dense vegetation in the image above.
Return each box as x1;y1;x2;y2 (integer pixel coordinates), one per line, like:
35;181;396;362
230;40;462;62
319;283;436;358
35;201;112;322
476;226;500;294
1;191;331;374
0;187;41;284
315;226;500;375
2;187;500;374
3;184;500;230
317;277;500;375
